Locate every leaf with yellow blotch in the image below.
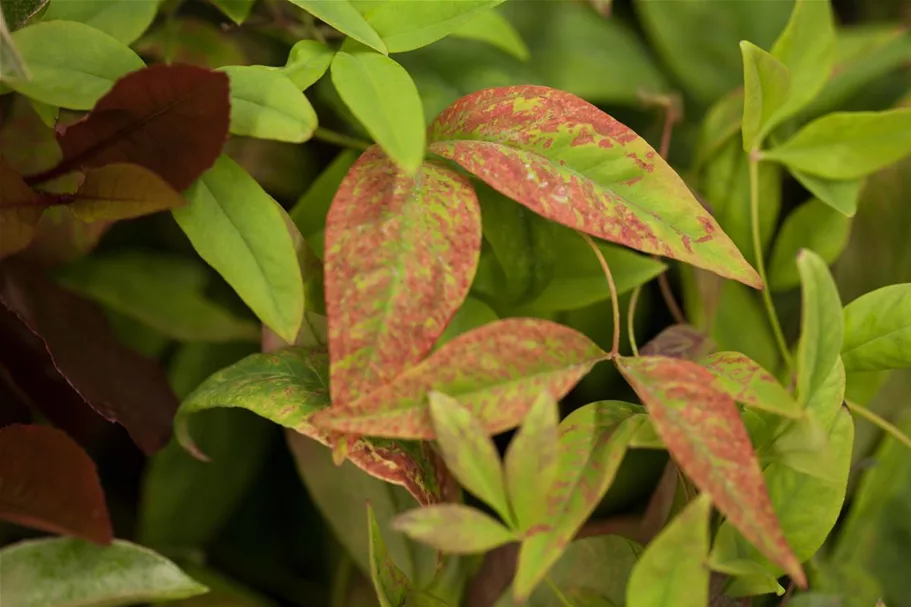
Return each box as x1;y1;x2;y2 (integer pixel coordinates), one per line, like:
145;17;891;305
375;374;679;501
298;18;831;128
67;164;186;221
427;86;761;288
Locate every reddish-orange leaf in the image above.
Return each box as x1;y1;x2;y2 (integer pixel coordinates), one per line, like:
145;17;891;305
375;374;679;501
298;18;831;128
615;355;806;587
428;86;762;289
28;64;230;191
0;424;112;543
324;147;481;405
640;324;715;361
311;318;607;439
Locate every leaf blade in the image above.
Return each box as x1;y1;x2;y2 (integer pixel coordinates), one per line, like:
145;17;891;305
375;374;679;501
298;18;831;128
842;284;911;372
220;66;317;143
703;352;802;419
392;504;515;554
368;502;411;607
796;249;844;404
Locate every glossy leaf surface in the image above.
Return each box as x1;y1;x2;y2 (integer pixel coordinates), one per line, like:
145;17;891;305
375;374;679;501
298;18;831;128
796;250;844;404
842;284;911;371
392;504;515;554
220;66;317;143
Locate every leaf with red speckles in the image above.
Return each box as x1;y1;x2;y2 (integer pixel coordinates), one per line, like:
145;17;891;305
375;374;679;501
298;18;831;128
512;401;646;602
0;424;112;543
311;318;608;440
368;502;411;607
324;146;482;406
703;351;802;419
392;504;515;554
640;324;715;361
615;355;806;588
427;86;762;289
28;64;229;192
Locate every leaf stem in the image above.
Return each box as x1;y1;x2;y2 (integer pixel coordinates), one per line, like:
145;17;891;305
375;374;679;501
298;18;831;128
748;151;793;371
545;576;577;607
657;273;686;324
628;285;642;357
846;400;911;453
313;127;371;151
581;232;621;357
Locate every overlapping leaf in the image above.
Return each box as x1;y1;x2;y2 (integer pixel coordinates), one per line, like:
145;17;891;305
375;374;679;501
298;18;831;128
428;86;761;288
286;0;386;54
0;424;111;543
324;147;481;405
703;352;801;418
393;504;515;554
616;355;805;587
220;66;317;143
278;40;334;90
312;318;608;439
65;163;187;221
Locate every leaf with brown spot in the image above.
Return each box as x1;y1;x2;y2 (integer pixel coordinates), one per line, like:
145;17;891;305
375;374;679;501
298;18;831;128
0;155;43;260
0;423;112;543
28;64;230;191
325;147;482;405
67;163;187;221
702;352;802;419
615;355;806;587
640;324;715;361
311;318;608;440
0;259;178;454
427;86;762;288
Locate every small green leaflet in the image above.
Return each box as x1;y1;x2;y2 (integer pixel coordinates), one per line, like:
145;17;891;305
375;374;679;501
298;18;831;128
627;493;712;607
702;351;802;419
842;284;911;372
796;249;844;404
392;503;515;554
285;0;386;54
278;40;334;90
368;502;411;607
220;66;318;143
740;41;791;151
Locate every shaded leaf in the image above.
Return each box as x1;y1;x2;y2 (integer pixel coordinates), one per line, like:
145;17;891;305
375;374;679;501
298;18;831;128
428;86;761;288
286;0;386;54
695;89;744;169
0;95;58;176
63;163;186;221
451;8;528;61
289;149;358;259
796;249;844;404
703;352;801;419
362;0;506;53
210;0;256;24
331;52;425;174
44;0;157;45
740;41;791;151
0;260;178;454
369;502;412;607
842;284;911;372
429;391;510;521
220;66;317;143
324;148;480;404
504;392;560;533
174;154;304;343
393;504;515;554
0;538;208;607
134;18;246;69
626;493;712;607
615;355;805;586
0;423;111;543
764;109;911;180
0;0;47;31
278;39;333;90
18;206;110;267
640;324;714;361
0;155;42;259
312;318;607;440
790;170;863;217
6;20;143;109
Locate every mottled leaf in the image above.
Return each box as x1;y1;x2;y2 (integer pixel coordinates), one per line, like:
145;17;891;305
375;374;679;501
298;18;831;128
428;86;761;288
368;502;412;607
703;352;801;419
44;0;157;45
220;66;317;143
615;355;805;586
286;0;386;53
312;318;607;439
324;148;480;404
6;21;143;109
626;493;712;607
428;391;510;522
0;424;111;543
640;324;715;361
504;392;559;533
62;163;187;221
842;284;911;372
451;8;528;60
392;504;515;554
174;154;304;343
740;41;791;151
796;249;844;404
790;170;863;217
278;39;334;90
0;538;208;607
362;0;506;53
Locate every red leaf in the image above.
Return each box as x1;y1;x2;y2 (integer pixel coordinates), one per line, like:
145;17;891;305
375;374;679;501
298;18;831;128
0;260;178;454
325;147;481;404
615;355;806;587
640;324;715;361
428;86;761;289
0;424;112;543
312;318;607;440
28;64;230;191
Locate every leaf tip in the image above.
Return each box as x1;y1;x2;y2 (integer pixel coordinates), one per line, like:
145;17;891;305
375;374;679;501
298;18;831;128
174;416;211;462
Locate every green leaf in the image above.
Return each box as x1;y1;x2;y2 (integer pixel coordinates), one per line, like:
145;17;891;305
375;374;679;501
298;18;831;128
174;154;304;343
790;169;863;217
768;199;852;292
0;4;28;79
842;284;911;372
285;0;386;53
134;18;246;69
435;297;498;349
694;89;744;169
289;149;358;259
626;493;712;607
6;20;144;109
504;392;560;533
429;86;762;289
323;149;480;405
764;108;911;180
209;0;256;24
278;40;333;90
55;252;260;343
702;351;802;419
615;355;805;586
220;66;317;143
428;391;511;522
361;0;506;53
740;41;791;151
392;504;515;554
450;8;528;60
44;0;158;45
331;52;425;174
368;503;412;607
796;249;844;404
0;538;208;607
311;318;607;440
513;403;646;601
704;281;780;373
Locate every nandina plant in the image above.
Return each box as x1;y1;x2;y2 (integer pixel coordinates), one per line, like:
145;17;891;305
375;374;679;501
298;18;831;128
1;0;910;606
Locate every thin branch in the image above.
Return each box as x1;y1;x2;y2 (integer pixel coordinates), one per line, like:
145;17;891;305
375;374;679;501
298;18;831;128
313;127;371;150
628;285;642;356
846;400;911;453
581;232;621;357
658;273;686;324
653;95;686;324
